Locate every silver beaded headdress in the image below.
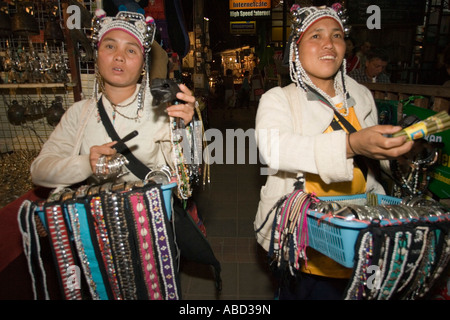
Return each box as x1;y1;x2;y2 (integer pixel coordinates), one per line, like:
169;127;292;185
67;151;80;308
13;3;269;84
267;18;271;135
90;9;157;115
290;3;350;44
91;9;156;54
289;3;352;115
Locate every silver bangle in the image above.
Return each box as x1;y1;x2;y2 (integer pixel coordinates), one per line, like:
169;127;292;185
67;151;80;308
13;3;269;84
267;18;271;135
95;154;129;180
95;155;107;177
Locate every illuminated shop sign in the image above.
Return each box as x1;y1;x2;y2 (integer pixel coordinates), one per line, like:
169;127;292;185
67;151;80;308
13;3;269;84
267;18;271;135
230;21;257;34
229;0;271;20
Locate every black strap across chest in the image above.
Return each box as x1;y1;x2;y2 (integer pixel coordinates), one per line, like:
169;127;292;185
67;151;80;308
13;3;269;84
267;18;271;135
306;85;381;181
97;98;151;180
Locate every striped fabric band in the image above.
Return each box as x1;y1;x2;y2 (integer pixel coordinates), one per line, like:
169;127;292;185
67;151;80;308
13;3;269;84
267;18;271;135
45;204;82;300
89;196;122;300
129;192;164;300
145;187;180;300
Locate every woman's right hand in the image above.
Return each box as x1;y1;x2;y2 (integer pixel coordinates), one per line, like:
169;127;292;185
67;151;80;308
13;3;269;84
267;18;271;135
347;125;414;160
89;141;118;174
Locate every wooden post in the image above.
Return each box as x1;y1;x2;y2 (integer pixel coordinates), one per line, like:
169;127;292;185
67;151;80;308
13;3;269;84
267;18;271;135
61;1;82;102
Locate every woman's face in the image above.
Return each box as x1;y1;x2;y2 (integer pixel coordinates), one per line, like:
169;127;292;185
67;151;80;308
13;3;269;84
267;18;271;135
297;18;345;91
97;29;144;90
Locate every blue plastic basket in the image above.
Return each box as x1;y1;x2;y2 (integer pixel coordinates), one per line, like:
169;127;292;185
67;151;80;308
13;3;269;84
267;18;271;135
307;194;401;268
161;182;176;219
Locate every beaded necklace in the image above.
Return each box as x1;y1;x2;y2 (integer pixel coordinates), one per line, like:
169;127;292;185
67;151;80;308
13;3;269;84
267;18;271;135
169;116;193;200
269;187;318;275
97;69;147;122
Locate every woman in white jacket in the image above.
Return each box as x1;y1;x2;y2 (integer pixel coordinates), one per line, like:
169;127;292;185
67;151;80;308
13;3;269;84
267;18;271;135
31;10;196;189
254;4;413;299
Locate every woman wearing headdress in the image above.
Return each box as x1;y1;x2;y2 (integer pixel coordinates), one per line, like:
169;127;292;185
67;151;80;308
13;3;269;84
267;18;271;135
254;3;414;299
30;9;196;189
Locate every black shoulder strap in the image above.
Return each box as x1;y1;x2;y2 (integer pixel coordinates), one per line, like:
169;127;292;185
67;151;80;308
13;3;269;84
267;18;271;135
97;98;151;180
306;85;373;180
332;110;357;134
330;101;384;183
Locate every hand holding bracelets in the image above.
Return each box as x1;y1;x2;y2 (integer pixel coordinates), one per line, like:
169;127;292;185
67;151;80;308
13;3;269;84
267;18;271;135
95;153;129;181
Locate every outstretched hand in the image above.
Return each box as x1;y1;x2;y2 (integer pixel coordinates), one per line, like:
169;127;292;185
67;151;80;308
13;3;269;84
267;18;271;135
347;125;414;160
166;83;196;124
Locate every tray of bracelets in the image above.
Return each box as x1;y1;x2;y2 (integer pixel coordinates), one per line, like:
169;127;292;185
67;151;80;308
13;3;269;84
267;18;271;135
307;193;450;268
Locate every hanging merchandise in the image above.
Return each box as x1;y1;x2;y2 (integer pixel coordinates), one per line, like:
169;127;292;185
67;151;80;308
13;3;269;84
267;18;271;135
7;99;26;126
44;2;64;44
255;178;319;275
256;177;450;300
18;181;181;300
344;220;450;300
11;2;40;37
150;78;204;200
390;109;448;199
46;96;65;126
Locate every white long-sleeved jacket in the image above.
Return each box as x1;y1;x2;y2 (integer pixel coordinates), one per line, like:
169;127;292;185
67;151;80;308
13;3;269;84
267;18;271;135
254;76;386;251
31;86;172;189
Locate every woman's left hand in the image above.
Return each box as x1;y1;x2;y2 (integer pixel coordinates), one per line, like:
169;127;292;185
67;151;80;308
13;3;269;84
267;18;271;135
166;83;196;124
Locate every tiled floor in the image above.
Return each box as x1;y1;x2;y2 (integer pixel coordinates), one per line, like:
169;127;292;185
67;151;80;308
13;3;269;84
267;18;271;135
179;102;278;300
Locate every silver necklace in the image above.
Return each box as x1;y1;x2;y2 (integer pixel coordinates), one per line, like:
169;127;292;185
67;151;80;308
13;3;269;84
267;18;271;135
98;71;147;121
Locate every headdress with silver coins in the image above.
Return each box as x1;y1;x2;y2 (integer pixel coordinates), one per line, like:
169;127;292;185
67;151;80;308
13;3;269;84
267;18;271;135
90;9;156;118
289;3;352;115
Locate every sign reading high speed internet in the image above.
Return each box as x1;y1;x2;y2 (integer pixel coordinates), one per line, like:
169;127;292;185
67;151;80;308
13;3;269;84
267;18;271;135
229;0;272;20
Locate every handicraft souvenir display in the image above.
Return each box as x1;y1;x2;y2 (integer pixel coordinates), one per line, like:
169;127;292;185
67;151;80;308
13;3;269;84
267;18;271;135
389;113;443;198
256;176;450;300
151;78;204;200
255;178;319;276
344;220;450;300
313;197;449;300
18;181;181;300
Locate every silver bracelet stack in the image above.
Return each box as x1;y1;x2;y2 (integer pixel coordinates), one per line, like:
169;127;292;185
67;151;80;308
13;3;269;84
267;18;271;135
95;154;129;181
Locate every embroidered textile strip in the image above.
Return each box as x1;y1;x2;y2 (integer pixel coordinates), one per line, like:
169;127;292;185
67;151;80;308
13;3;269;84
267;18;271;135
145;187;180;300
344;220;450;300
44;204;82;300
89;196;122;300
344;230;373;300
424;231;450;297
403;229;436;299
128;192;164;300
103;193;138;300
67;201;109;300
395;226;430;294
378;231;411;300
